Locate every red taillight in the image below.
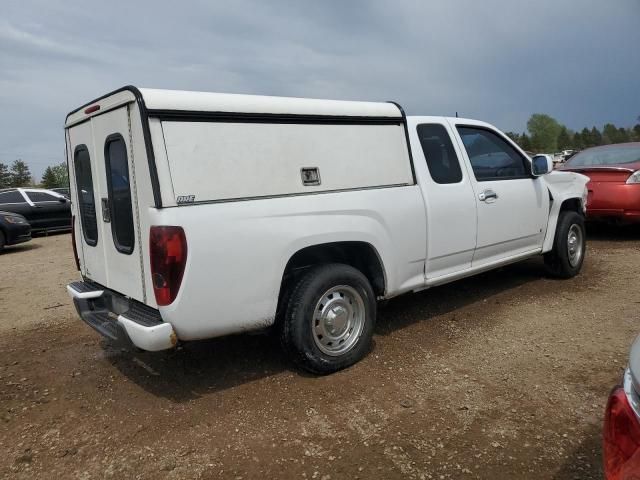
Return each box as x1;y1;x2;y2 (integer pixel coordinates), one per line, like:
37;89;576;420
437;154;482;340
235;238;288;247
149;226;187;306
604;387;640;479
84;105;100;114
71;215;80;271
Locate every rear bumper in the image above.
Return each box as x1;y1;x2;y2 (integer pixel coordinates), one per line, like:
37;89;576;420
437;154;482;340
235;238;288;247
587;209;640;223
587;183;640;222
67;280;177;351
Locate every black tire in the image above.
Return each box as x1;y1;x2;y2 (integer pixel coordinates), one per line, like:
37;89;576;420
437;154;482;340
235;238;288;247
279;263;376;375
544;210;586;278
0;230;5;252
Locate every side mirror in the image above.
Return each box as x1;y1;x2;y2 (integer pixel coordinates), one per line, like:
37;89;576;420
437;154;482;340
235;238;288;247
532;154;553;176
58;197;67;203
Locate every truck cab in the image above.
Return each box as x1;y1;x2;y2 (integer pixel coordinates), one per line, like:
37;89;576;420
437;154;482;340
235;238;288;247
407;116;552;282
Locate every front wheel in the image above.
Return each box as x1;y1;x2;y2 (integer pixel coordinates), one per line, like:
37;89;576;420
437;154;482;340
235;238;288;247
279;263;376;374
544;210;586;278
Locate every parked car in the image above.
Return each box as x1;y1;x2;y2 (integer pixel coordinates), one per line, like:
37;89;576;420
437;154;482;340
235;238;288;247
0;188;71;233
0;210;31;251
560;143;640;224
553;152;566;165
65;86;589;374
603;334;640;479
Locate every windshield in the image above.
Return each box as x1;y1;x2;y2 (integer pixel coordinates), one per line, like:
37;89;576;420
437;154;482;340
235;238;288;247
565;145;640;167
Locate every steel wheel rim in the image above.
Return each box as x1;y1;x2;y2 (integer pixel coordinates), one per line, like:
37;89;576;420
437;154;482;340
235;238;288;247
312;285;365;356
567;224;583;267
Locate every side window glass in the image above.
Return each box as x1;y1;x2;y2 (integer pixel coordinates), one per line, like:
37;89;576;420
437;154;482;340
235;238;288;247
0;191;26;204
417;124;463;184
105;135;135;254
74;146;99;246
27;192;60;202
457;127;529;181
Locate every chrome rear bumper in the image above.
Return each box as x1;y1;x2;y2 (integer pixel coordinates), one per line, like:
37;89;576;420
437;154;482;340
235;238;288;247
67;281;176;351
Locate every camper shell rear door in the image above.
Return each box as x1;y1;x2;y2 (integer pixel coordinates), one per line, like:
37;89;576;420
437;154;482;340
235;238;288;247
66;92;145;303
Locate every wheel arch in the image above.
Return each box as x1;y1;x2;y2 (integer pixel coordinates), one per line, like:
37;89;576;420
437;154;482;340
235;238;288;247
276;241;387;318
559;197;583;215
543;193;586;253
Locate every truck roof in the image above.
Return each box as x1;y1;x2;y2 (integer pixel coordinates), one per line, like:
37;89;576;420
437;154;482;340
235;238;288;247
66;86;404;127
139;88;403;118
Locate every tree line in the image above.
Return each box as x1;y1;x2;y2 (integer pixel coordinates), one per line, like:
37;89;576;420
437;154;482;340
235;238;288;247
0;160;68;189
506;114;640;153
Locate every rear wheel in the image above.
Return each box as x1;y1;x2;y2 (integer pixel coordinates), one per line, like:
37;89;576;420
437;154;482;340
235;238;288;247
544;210;586;278
0;230;5;252
280;263;376;374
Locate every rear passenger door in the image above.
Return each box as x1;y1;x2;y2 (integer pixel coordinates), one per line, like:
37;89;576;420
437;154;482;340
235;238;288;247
451;122;549;267
23;190;70;230
409;118;477;280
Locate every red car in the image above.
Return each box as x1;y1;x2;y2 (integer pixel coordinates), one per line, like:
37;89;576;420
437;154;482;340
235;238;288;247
604;334;640;479
561;143;640;223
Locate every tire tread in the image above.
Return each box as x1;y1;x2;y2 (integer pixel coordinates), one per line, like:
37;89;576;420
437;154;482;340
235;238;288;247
544;210;585;278
279;263;375;374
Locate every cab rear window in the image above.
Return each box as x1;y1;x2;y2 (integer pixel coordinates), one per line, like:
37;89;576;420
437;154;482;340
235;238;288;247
73;146;98;246
105;134;135;254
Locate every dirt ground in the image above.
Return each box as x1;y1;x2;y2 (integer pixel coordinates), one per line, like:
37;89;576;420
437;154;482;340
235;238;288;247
1;228;639;480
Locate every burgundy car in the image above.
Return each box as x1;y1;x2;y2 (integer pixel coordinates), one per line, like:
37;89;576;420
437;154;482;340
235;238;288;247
561;143;640;223
604;334;640;479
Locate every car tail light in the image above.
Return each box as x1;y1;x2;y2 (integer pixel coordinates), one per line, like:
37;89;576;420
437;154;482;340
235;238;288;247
149;226;187;306
603;387;640;479
626;170;640;185
71;215;80;271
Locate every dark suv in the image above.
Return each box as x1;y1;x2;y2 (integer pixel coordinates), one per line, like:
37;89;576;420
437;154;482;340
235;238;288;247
0;188;71;233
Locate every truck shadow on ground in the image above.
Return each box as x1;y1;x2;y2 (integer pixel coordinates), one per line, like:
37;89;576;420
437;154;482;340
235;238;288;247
108;259;551;403
376;257;549;336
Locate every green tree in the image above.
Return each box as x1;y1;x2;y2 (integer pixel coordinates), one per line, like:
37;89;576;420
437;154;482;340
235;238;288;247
581;128;593;147
40;162;69;188
0;162;10;188
520;132;532;151
527;113;562;152
41;166;58;188
602;123;618;144
591;126;603;146
617;127;630;143
9;159;32;187
505;131;520;144
51;162;69;188
572;131;583;149
632;124;640;142
557;127;571;150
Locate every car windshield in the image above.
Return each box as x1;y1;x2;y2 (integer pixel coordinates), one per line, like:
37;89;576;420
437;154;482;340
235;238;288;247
565;145;640;167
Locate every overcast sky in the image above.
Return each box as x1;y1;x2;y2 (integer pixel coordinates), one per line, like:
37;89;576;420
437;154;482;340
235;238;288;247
1;0;639;179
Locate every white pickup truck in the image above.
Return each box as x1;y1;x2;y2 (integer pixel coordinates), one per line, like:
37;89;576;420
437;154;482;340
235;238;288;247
65;86;588;374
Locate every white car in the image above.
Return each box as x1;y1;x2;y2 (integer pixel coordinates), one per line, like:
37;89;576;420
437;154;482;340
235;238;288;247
64;86;589;374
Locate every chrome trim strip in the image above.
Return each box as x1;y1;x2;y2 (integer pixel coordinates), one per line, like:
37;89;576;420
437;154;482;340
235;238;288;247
624;368;640;419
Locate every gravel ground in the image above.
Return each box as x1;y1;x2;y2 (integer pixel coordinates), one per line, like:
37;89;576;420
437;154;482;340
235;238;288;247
1;228;639;479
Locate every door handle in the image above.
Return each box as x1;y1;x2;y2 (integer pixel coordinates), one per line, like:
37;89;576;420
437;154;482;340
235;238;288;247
479;189;498;202
101;198;111;223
